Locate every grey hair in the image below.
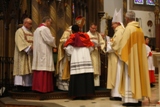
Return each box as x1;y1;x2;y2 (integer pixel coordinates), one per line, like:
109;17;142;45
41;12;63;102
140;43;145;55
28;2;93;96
125;11;135;21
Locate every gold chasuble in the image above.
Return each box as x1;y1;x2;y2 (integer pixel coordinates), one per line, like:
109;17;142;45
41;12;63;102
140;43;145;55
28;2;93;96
118;21;151;99
56;26;72;80
56;26;72;90
13;28;33;76
87;31;105;86
107;25;124;89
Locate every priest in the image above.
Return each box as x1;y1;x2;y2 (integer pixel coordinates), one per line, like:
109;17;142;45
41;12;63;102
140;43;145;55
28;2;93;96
107;8;125;101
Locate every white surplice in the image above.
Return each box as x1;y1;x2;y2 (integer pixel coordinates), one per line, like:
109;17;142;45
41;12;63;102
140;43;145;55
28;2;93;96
64;45;94;75
122;64;139;103
111;59;122;97
107;43;121;98
32;26;56;71
14;74;32;86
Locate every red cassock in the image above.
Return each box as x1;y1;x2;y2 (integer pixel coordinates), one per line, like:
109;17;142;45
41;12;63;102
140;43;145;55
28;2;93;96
32;70;54;93
149;70;155;83
148;52;155;83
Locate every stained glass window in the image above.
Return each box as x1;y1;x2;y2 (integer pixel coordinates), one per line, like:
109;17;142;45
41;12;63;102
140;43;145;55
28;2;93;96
134;0;144;4
146;0;155;6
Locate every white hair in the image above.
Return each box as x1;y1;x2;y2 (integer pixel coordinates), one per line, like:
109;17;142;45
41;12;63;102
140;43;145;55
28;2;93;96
125;11;136;20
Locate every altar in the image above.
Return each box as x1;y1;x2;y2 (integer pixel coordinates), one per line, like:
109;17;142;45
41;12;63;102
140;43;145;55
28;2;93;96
152;52;160;104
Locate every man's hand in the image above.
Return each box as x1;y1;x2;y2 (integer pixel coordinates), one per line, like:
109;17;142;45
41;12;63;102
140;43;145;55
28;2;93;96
97;46;101;51
30;45;33;50
53;48;57;53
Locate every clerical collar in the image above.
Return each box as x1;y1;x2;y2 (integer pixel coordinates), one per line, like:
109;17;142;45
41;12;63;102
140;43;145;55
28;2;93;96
39;23;46;27
22;26;30;31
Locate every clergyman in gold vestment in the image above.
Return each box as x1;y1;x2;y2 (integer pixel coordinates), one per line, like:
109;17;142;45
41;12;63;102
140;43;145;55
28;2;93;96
13;18;33;91
117;11;151;106
56;16;86;91
87;23;105;86
107;9;125;101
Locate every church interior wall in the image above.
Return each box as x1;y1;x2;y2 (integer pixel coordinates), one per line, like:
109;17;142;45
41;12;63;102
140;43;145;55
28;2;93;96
104;0;123;18
127;0;155;38
102;0;155;38
101;0;123;36
102;0;156;49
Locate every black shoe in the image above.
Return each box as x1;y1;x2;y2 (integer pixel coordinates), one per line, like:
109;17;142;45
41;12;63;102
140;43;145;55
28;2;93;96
80;97;87;100
24;87;32;92
14;86;25;92
110;97;122;101
72;97;81;100
122;101;142;106
150;83;155;88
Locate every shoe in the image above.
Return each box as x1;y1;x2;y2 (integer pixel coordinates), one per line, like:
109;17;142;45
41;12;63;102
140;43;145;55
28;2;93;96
110;97;122;101
80;97;87;100
150;83;155;88
72;97;81;100
24;87;32;92
122;101;142;106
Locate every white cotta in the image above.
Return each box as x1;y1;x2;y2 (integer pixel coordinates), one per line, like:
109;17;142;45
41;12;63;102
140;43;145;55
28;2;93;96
64;45;94;75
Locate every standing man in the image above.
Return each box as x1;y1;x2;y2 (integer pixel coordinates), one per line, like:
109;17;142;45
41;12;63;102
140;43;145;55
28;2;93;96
13;18;33;92
117;11;151;106
107;9;125;101
145;36;156;88
87;23;105;87
64;25;95;99
56;16;85;91
32;16;57;93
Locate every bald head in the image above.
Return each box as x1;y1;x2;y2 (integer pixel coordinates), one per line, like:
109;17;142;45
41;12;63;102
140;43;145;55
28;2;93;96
23;18;32;30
